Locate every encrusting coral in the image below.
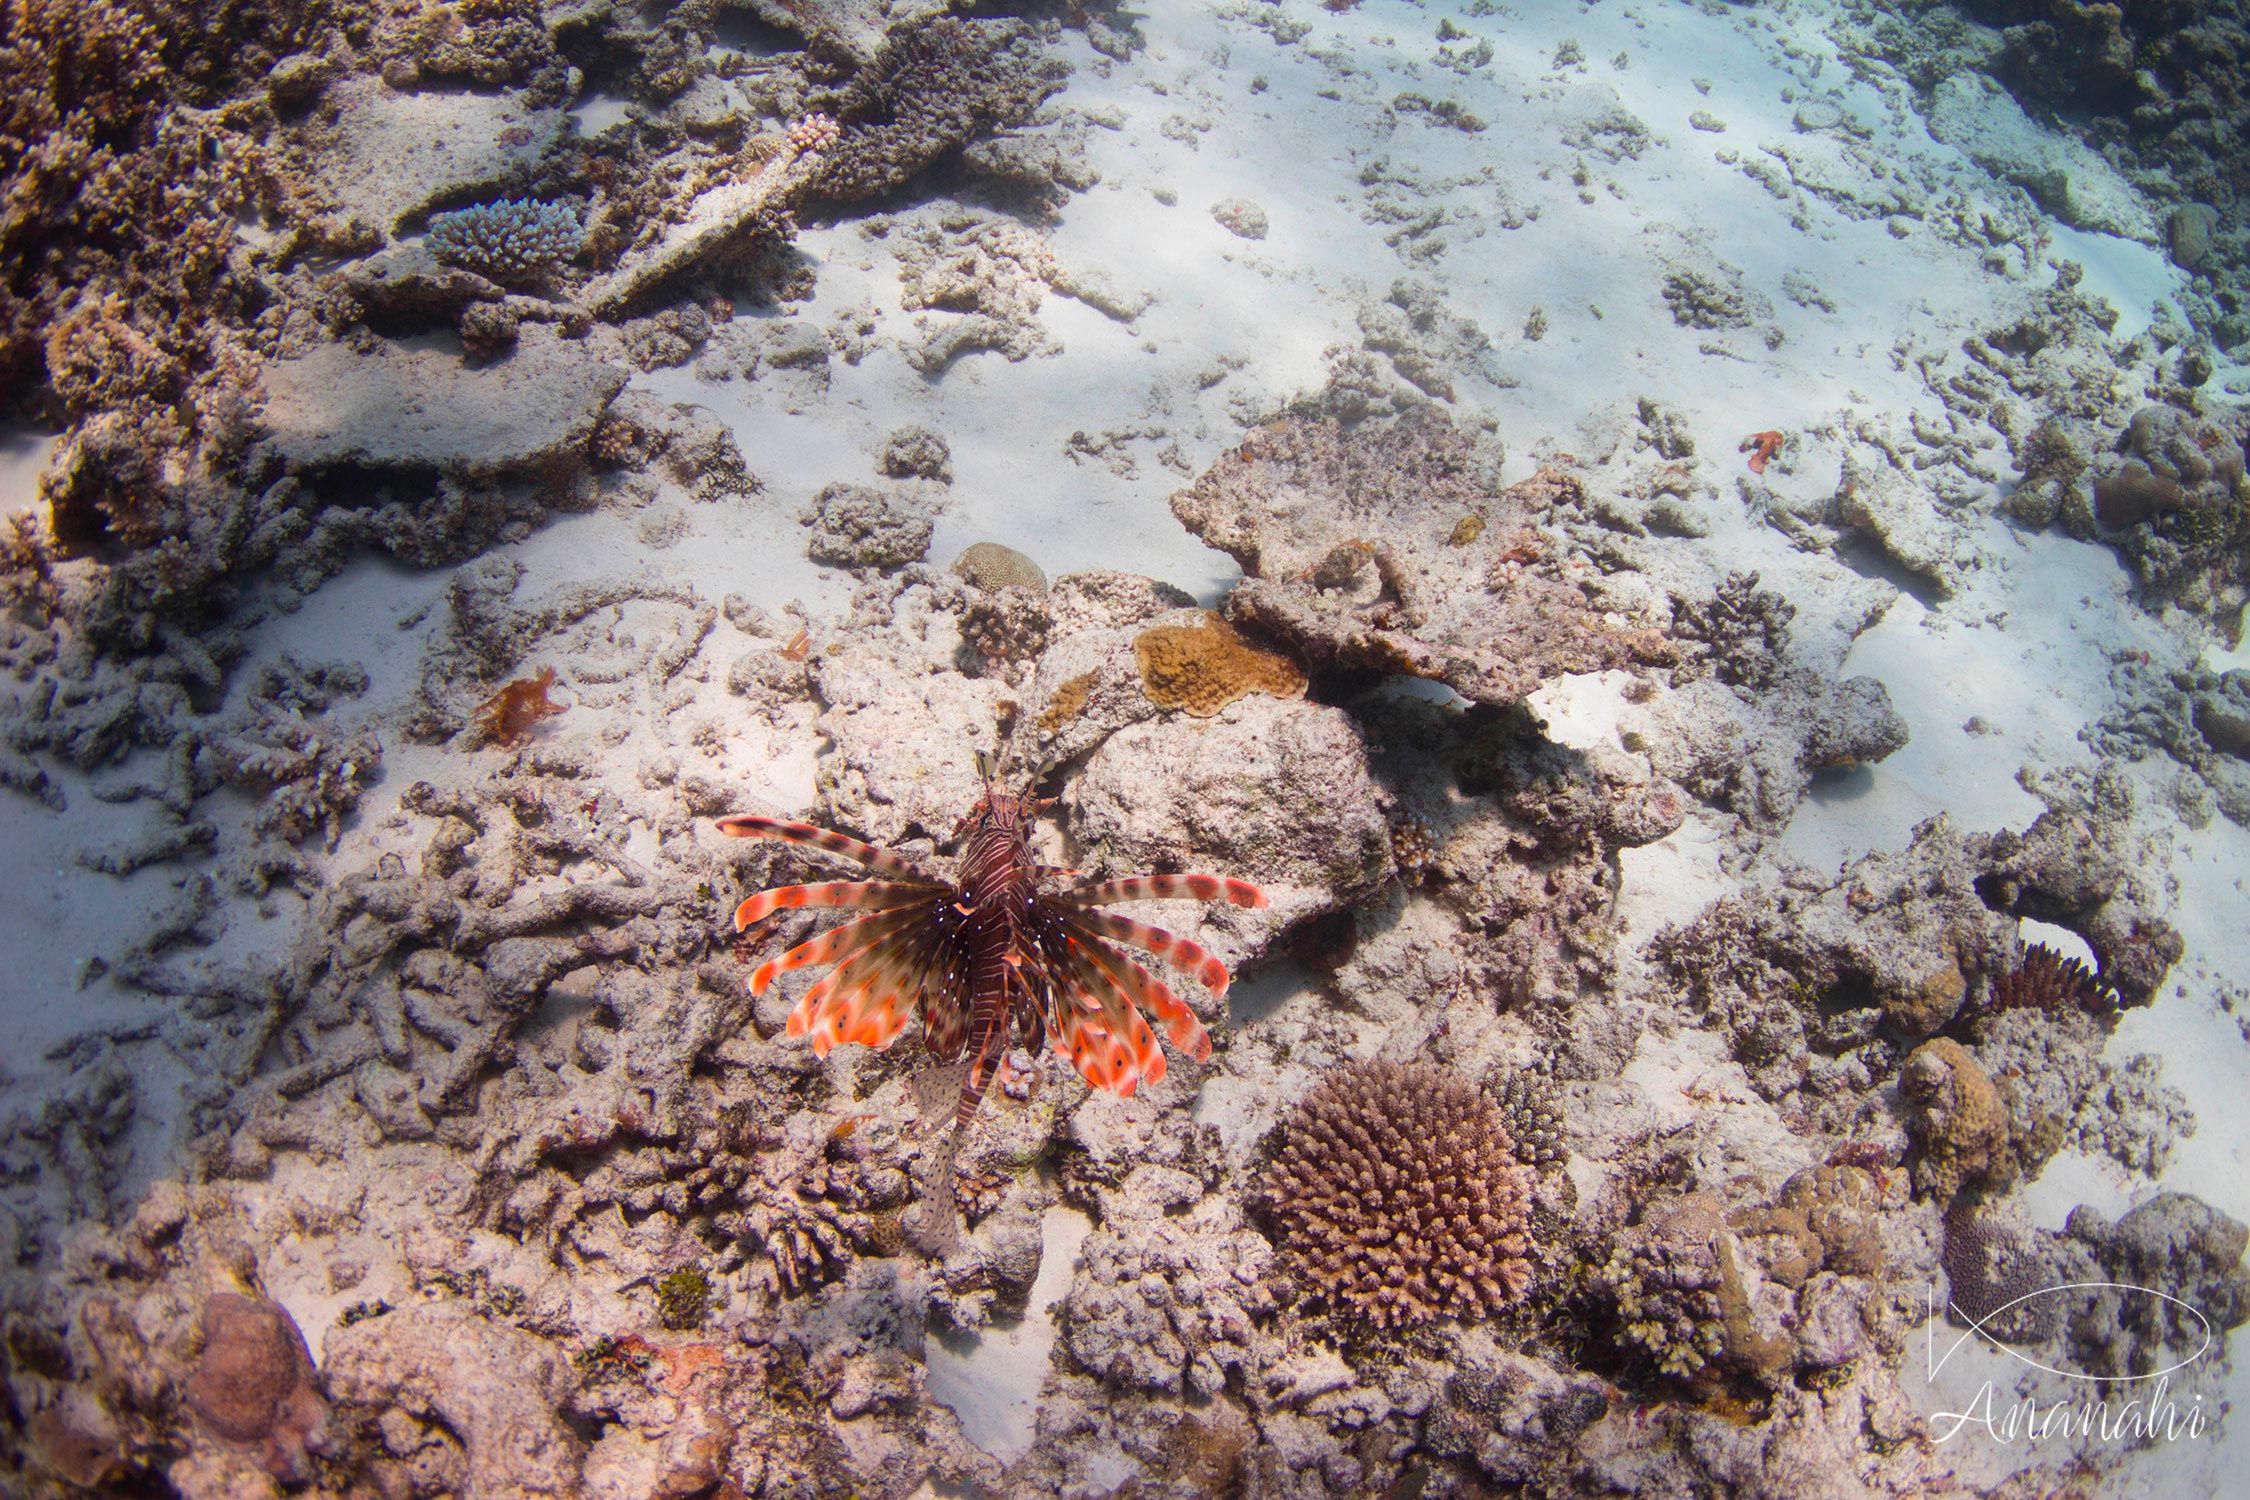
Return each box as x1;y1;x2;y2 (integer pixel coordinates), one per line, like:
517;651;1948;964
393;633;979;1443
1901;1036;2016;1200
182;1293;331;1485
1133;612;1308;717
1261;1059;1533;1331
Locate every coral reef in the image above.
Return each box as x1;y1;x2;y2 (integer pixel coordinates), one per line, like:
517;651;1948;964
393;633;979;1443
4;8;2248;1500
1260;1060;1533;1330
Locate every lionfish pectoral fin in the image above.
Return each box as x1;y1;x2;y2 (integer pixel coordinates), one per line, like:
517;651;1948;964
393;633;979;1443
734;879;938;930
752;907;924;994
1050;933;1167;1098
1092;938;1211;1062
714;814;941;882
794;932;929;1053
1064;873;1268;909
1071;910;1234;999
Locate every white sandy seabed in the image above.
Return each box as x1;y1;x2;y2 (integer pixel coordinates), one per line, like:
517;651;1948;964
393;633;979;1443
6;0;2250;1492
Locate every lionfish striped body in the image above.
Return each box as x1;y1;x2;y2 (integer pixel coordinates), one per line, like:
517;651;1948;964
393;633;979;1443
717;782;1266;1125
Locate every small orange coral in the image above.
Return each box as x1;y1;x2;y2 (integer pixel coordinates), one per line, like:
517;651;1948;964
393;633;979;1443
1133;614;1306;717
473;666;566;746
1741;430;1784;475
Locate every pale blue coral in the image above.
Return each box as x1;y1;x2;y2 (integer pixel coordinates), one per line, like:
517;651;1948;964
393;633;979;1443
424;198;580;284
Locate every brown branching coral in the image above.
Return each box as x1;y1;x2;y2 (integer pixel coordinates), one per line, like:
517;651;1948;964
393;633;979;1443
1262;1060;1533;1331
1976;943;2119;1027
1134;613;1307;717
471;667;566;747
1489;1069;1566;1169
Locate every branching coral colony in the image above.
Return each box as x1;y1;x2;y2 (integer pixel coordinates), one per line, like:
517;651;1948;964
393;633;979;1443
717;764;1267;1127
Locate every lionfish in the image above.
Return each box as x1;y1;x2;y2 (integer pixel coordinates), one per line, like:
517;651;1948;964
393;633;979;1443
716;772;1267;1125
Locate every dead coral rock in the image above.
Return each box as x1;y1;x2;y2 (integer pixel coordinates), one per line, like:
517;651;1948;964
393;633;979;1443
802;481;936;569
27;1385;129;1489
184;1293;330;1486
813;18;1066;205
1066;693;1392;949
2194;669;2250;757
295;74;566;236
1262;1060;1533;1330
883;424;955;483
258;328;627;483
1047;569;1199;637
1969;766;2183;1006
1062;1200;1276;1396
806;574;1012;845
594;390;756;501
1133;611;1306;717
337;242;507;325
1901;1037;2015;1200
1653;813;2013;1112
1009;609;1185;770
322;1305;581;1500
2063;1192;2250;1377
1421;1334;1610;1486
1172;411;1674;704
578;139;827;316
958;584;1052;677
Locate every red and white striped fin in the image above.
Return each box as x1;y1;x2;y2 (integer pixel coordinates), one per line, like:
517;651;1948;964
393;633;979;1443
1064;873;1268;909
750;907;922;995
1067;909;1234;999
1033;864;1084;884
792;931;930;1055
1053;936;1167;1097
733;880;939;930
715;814;941;883
1081;933;1211;1062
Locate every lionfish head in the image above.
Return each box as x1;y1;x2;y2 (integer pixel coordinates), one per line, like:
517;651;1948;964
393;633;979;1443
953;749;1048;843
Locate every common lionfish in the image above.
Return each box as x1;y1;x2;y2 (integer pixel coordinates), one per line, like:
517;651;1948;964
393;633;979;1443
717;773;1267;1125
